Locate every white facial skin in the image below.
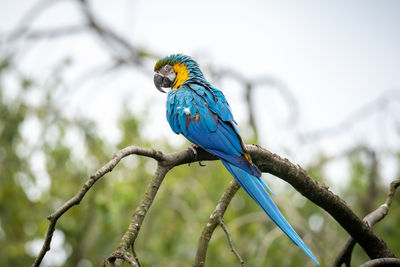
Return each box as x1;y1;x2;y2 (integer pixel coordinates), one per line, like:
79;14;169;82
162;65;177;85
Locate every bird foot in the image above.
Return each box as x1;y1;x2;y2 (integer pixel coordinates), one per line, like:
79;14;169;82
187;144;206;167
188;144;199;160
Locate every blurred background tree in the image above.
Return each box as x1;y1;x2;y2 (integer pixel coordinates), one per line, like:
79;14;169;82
0;1;399;266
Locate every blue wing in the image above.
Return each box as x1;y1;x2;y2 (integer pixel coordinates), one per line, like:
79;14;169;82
166;83;319;265
167;83;260;176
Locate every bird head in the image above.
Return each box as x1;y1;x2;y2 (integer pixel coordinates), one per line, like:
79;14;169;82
153;54;203;93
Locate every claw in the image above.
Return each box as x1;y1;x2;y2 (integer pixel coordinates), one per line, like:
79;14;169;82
188;144;198;166
199;161;206;167
188;144;198;160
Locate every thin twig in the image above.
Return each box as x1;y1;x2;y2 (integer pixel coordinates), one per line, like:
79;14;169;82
300;90;400;142
208;66;299;129
78;0;141;64
364;149;378;215
333;180;400;267
364;179;400;225
218;217;246;267
244;82;258;140
19;25;89;40
5;0;67;42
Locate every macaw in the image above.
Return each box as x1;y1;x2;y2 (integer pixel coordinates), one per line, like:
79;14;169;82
153;54;319;264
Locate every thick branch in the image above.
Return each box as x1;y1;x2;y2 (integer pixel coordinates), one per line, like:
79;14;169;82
248;145;395;259
360;258;400;267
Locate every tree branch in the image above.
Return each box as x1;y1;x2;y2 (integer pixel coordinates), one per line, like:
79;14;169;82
218;216;246;267
194;180;241;267
33;145;397;267
334;180;400;267
208;66;299;131
248;145;395;259
104;164;172;267
19;25;89;40
360;258;400;267
300;90;400;142
104;250;139;267
5;0;69;42
77;0;153;65
32;146;165;267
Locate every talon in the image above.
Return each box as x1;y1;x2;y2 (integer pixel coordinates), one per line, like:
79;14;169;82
198;161;206;167
188;144;198;160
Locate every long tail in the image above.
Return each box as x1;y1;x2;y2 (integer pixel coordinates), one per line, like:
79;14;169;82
222;160;319;265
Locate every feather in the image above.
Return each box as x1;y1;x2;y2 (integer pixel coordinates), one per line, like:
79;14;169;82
222;160;319;265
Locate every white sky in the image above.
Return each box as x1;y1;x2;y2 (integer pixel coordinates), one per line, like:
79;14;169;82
1;0;400;179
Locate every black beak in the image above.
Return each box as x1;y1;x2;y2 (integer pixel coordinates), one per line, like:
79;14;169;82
154;73;174;93
154;73;165;93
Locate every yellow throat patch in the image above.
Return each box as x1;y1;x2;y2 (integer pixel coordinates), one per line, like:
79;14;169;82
172;63;190;89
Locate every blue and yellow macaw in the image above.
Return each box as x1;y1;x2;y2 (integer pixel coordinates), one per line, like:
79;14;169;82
153;54;319;264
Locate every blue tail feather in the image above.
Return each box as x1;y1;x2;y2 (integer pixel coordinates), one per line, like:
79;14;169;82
259;178;276;197
222;160;319;265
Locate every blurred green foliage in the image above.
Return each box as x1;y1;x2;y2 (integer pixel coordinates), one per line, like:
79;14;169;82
0;58;399;267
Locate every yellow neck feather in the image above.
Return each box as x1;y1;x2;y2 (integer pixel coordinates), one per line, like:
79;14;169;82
172;63;190;89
